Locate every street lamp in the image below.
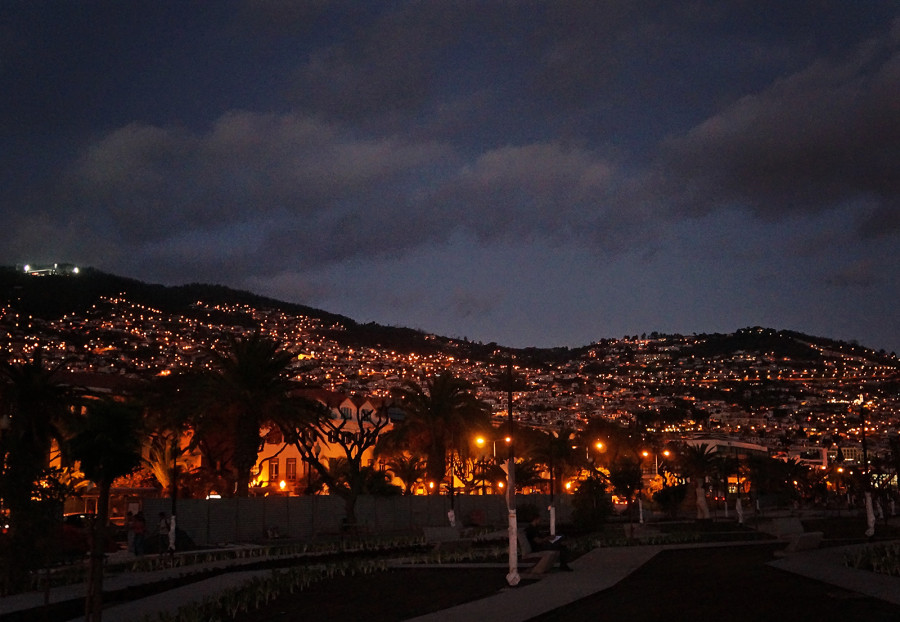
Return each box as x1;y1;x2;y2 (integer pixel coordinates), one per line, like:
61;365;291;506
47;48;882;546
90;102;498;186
549;428;574;536
502;358;518;587
855;395;875;537
474;437;489;495
642;449;670;476
586;441;604;466
475;435;510;493
476;435;509;458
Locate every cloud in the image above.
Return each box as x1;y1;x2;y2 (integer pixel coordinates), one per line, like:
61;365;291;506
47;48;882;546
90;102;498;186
824;259;879;288
49;102;644;284
285;3;470;125
6;2;898;305
655;23;900;238
441;142;617;239
66;111;455;263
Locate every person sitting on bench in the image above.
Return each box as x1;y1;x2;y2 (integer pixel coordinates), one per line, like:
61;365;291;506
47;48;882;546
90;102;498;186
525;514;573;571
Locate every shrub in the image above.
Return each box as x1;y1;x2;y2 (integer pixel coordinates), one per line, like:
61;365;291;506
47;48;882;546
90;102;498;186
570;475;612;531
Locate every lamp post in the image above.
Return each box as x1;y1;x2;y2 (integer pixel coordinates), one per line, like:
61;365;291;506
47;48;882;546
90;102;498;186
642;448;670;476
548;428;573;537
504;359;518;587
549;441;556;536
475;437;488;495
170;436;179;517
587;440;604;468
448;452;455;512
856;395;875;537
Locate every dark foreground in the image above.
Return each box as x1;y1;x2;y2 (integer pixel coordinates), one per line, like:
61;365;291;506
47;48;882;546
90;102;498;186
235;543;900;622
235;566;526;622
530;544;900;622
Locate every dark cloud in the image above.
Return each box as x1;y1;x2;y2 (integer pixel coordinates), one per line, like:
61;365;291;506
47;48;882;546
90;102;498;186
65;112;453;250
2;2;899;352
824;260;879;288
656;22;900;238
437;143;618;240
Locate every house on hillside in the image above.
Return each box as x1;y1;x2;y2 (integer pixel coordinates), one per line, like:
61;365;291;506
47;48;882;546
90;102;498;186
251;389;399;496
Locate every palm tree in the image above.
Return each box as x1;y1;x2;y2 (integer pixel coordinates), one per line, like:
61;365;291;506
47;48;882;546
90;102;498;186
0;349;76;591
577;418;638;467
383;453;426;495
143;372;198;511
194;334;306;497
679;443;715;519
531;427;582;496
144;435;194;502
68;397;143;622
385;372;491;495
609;457;643;509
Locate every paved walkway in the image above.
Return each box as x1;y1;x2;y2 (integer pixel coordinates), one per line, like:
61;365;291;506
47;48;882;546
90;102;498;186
408;539;900;622
0;548;282;622
406;545;663;622
769;542;900;606
3;539;898;622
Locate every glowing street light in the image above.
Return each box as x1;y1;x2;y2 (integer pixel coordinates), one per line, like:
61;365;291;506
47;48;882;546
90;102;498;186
587;440;604;461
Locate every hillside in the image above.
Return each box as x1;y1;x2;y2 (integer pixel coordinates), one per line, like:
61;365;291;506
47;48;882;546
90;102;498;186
0;265;891;365
2;265;898;443
0;266;449;355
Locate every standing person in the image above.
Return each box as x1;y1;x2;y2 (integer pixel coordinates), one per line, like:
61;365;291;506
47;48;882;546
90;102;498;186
157;512;170;554
167;515;177;554
125;511;135;554
132;512;146;556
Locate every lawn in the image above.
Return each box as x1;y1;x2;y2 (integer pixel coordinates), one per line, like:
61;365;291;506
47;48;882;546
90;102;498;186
531;543;900;622
231;517;900;622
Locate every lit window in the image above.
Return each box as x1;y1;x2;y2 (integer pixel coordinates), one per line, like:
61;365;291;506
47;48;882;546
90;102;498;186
269;458;279;481
286;458;297;481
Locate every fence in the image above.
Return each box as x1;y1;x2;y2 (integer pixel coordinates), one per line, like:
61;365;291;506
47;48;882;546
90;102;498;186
142;494;574;546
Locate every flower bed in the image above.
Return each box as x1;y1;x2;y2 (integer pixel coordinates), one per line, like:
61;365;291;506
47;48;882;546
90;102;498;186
844;542;900;577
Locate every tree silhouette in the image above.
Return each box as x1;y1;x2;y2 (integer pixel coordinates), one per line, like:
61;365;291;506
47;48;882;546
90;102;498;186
195;334;307;497
0;349;76;591
679;443;715;519
143;372;199;509
383;453;427;495
68;397;143;622
286;398;393;526
384;372;491;493
577;418;638;467
528;427;582;495
609;457;643;507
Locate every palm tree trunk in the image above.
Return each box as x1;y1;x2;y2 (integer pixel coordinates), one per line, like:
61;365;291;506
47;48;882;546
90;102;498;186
85;479;110;621
343;494;358;530
695;479;710;519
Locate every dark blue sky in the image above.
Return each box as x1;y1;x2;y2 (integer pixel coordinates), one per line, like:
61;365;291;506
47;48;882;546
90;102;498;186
2;1;898;353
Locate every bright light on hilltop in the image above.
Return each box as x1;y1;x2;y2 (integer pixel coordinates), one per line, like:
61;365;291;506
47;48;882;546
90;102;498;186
20;263;81;276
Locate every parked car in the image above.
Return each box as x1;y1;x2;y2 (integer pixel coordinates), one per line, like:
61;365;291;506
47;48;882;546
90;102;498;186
62;513;121;554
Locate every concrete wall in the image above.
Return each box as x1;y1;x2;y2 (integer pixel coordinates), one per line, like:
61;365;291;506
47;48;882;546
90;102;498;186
142;494;573;546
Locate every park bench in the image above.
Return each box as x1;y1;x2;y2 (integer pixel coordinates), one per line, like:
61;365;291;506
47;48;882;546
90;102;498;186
758;517;823;556
422;526;473;552
756;517;805;538
777;531;824;555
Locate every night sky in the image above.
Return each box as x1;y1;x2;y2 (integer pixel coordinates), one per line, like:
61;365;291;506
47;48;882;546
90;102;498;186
2;2;898;353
